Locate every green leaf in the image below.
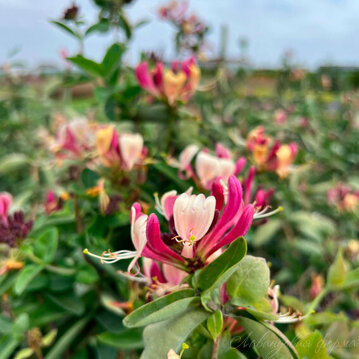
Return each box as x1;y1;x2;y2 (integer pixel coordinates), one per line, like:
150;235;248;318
237;317;296;359
123;289;196;328
34;228;58;264
67;55;103;77
227;255;270;303
15;265;43;295
207;310;223;340
47;293;85;316
85;20;110;37
327;249;346;288
220;349;247;359
252;219;281;247
197;237;247;292
342;267;359;289
102;43;125;79
42;329;58;347
141;307;209;359
81;168;100;188
97;329;143;349
45;316;91;359
12;314;29;338
0;337;23;359
0;154;29;174
118;13;132;39
50;21;79;38
76;264;99;285
14;348;34;359
295;331;329;359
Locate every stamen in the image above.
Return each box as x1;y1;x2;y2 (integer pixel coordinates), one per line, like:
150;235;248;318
254;206;283;219
83;248;138;264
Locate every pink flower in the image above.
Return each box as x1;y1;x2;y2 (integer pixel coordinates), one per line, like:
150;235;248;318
174;143;246;190
0;192;12;226
328;184;359;212
86;176;253;271
52;117;94;159
96;127;145;171
274;109;287;124
135;57;200;106
246;126;298;178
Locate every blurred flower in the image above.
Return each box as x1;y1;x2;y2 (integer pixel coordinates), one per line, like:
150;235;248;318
321;74;332;90
328;184;359;213
135;57;200;106
86;178;110;214
0;211;33;248
0;192;12;226
44;190;69;215
96;126;145;171
268;285;280;314
63;3;79;20
310;274;324;300
173;143;246;190
51;117;95;159
246;126;298;178
274;109;287;124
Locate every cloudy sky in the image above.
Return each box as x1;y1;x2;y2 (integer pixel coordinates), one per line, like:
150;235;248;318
1;0;359;69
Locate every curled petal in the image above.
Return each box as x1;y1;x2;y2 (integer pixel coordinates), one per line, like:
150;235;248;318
146;214;186;263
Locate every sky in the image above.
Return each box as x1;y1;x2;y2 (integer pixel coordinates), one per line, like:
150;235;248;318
0;0;359;69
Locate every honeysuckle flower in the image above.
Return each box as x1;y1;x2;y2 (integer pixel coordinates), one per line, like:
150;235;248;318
95;127;145;171
0;192;12;226
274;109;287;124
135;57;200;106
51;117;95;159
155;187;193;220
85;176;257;272
86;178;110;214
246;126;298;178
172;143;246;190
310;274;324;300
44;190;69;215
328;184;359;213
275;143;298;178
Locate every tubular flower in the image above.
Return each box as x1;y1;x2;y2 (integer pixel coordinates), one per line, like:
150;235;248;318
44;191;69;215
51;117;95;159
85;176;259;272
246;126;298;178
172;143;246;190
135;57;200;106
95;126;145;171
327;184;359;213
0;192;12;226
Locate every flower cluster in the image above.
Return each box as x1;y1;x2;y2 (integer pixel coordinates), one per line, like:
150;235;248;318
85;175;278;277
44;190;69;215
135;57;200;106
158;1;208;55
49;117;95;160
95;126;146;171
327;184;359;213
0;194;33;248
171;143;274;210
246;126;298;178
43;116;146;172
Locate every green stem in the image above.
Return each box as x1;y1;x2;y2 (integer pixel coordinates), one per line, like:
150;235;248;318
307;287;330;313
45;265;76;276
211;336;221;359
